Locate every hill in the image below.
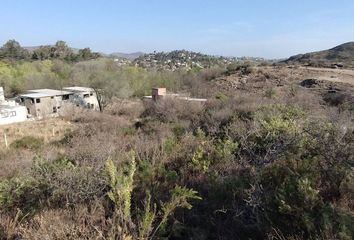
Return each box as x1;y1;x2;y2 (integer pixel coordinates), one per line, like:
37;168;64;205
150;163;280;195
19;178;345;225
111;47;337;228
284;42;354;68
109;52;144;60
133;50;240;70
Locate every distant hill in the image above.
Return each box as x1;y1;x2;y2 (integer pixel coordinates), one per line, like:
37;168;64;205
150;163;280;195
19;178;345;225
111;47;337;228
109;52;144;60
132;50;240;71
284;42;354;68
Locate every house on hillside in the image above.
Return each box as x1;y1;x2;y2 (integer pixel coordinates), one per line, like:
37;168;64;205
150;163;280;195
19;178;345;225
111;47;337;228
18;89;74;118
144;87;207;103
0;86;100;125
63;86;99;110
18;87;100;118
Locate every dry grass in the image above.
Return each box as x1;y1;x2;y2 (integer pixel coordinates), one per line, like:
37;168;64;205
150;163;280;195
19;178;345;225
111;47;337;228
0;118;76;151
16;203;107;240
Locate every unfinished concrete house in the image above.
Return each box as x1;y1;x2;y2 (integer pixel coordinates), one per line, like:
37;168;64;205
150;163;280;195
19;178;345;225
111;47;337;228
152;87;167;101
63;86;100;110
18;89;74;118
145;87;207;103
0;87;27;125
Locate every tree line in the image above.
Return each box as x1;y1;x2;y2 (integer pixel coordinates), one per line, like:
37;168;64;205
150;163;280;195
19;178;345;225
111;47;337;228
0;39;101;62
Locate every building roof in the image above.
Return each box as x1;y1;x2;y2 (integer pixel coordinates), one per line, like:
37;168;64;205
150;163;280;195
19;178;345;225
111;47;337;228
63;86;94;93
19;89;73;98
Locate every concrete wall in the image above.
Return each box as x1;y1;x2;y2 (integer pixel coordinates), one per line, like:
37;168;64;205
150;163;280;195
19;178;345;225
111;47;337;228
152;88;166;101
0;106;27;125
0;87;4;102
22;96;71;118
69;92;100;111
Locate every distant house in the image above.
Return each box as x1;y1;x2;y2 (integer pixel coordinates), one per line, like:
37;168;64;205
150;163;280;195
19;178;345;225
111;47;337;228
18;89;74;118
63;86;100;111
145;87;207;103
151;87;167;101
18;87;100;118
0;86;100;125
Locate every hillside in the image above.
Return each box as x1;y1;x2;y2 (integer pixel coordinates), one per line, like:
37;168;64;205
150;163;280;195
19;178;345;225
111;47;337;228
2;62;354;239
285;42;354;68
132;50;227;70
109;52;144;60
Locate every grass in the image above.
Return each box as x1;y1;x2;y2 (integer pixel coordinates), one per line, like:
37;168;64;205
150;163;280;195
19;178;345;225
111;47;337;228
0;118;76;151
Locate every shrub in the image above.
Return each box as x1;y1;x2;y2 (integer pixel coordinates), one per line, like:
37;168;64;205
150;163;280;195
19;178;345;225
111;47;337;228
0;177;48;214
105;154;201;239
10;136;44;150
264;87;277;99
31;158;107;206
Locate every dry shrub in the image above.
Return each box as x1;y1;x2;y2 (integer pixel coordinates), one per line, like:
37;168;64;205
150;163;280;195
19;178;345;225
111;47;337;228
58;104;86;121
63;112;133;168
0;118;74;150
143;98;204;124
197;95;263;135
200;66;226;81
18;203;108;240
277;85;323;112
105;98;144;120
134;133;168;166
0;149;35;178
31;159;107;206
65;128;128;168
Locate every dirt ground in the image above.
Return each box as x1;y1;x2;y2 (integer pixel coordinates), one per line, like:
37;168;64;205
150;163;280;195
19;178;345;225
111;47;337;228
299;67;354;85
213;65;354;93
0;117;75;150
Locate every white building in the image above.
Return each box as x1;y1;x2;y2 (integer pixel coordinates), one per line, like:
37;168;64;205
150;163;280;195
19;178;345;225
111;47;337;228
63;87;100;111
0;87;5;103
0;87;28;125
0;105;28;125
0;86;100;125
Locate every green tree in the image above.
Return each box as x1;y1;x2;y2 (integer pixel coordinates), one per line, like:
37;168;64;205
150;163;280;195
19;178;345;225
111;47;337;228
0;40;29;60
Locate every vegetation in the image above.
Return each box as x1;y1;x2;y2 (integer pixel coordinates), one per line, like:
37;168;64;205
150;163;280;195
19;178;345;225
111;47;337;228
284;42;354;68
0;39;353;239
0;40;100;62
133;50;271;71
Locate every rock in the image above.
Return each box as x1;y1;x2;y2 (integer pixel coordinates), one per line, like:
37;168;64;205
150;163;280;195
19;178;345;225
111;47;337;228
300;79;321;88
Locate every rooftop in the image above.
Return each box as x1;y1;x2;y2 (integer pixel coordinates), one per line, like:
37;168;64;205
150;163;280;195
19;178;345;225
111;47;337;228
19;89;73;98
63;86;94;93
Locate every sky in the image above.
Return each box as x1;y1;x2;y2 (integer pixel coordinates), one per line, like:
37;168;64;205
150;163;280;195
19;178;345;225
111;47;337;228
1;0;354;58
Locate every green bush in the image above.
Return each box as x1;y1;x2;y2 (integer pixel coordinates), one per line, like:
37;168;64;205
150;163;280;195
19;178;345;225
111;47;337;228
10;136;44;150
0;177;48;214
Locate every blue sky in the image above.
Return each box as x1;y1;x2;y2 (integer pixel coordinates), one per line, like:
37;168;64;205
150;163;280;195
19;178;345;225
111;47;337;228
1;0;354;58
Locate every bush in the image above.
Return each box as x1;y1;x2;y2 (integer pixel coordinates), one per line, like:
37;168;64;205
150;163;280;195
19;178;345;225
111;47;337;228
0;176;48;214
10;136;44;150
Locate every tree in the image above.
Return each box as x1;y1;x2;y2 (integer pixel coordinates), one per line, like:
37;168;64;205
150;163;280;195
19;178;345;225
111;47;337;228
78;48;96;60
0;40;29;60
53;40;73;60
32;45;52;60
